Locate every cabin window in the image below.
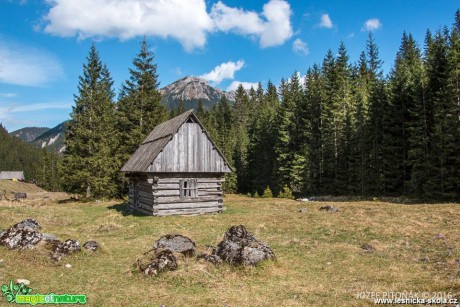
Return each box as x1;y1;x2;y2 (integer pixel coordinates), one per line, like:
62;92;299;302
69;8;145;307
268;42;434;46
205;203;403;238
180;179;197;199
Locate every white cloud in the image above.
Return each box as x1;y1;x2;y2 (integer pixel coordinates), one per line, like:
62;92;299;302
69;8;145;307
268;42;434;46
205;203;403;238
43;0;213;51
346;33;355;39
319;13;333;29
42;0;293;50
211;0;293;48
362;18;382;31
227;81;258;91
0;103;71;116
200;60;245;84
292;38;309;55
0;42;64;87
0;93;17;98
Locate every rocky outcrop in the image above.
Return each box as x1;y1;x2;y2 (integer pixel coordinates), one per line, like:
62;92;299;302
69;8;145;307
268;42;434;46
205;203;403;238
136;250;178;276
213;225;276;266
50;239;81;262
0;219;42;250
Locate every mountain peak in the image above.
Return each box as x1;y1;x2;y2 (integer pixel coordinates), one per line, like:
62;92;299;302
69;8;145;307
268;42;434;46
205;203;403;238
160;76;234;109
175;75;208;84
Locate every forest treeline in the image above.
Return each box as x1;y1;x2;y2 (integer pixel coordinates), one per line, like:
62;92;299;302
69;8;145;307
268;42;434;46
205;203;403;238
189;11;460;200
0;125;61;190
11;10;460;200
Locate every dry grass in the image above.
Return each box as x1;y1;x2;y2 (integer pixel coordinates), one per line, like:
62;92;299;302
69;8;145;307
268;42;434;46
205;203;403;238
0;193;459;306
0;181;44;194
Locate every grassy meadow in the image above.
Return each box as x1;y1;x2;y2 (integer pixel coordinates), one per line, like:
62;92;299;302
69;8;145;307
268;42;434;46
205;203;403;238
0;185;459;306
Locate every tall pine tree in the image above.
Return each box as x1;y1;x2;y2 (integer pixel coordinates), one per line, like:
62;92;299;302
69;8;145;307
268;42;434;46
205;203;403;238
63;44;117;198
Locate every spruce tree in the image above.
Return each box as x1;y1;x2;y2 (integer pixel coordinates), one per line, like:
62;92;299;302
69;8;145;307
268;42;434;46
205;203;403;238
247;81;278;195
303;65;323;194
384;33;424;195
425;28;459;198
350;52;371;196
116;38;167;194
366;32;387;195
63;44;117;198
116;38;167;166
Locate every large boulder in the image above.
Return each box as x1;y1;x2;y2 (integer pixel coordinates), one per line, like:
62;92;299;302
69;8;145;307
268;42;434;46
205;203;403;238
0;219;42;250
137;250;178;276
153;234;196;256
0;227;42;250
213;225;275;266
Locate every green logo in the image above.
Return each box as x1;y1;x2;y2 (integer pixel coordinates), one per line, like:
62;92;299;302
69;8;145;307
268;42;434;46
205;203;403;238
1;281;86;305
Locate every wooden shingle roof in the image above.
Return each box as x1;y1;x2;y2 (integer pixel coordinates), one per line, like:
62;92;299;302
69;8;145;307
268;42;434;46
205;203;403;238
121;110;232;173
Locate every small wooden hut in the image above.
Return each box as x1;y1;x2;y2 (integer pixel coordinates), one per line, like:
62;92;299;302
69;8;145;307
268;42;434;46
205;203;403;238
121;110;232;216
0;171;25;181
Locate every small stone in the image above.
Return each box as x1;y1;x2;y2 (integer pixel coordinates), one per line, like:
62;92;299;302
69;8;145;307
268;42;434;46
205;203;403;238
16;279;30;286
435;233;446;240
14;193;27;200
83;240;100;252
319;205;340;213
327;262;331;265
361;243;375;252
419;256;430;262
298;208;308;213
65;264;72;268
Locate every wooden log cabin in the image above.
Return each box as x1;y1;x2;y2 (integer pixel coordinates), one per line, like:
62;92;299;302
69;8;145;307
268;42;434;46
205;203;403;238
121;110;233;216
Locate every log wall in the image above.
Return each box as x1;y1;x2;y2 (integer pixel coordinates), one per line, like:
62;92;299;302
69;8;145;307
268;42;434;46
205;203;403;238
128;173;224;216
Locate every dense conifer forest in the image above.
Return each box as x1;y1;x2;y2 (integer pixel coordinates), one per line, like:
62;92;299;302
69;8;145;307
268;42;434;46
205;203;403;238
2;10;459;201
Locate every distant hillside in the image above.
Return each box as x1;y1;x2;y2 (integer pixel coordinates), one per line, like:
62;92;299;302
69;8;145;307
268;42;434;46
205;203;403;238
32;121;67;154
11;77;239;154
160;76;236;110
10;127;50;142
0;124;42;180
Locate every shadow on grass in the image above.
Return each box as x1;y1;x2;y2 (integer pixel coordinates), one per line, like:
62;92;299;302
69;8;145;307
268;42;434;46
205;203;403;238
57;197;80;204
107;202;149;217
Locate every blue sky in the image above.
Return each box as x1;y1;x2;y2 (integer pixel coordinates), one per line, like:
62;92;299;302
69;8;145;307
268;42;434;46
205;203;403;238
0;0;459;132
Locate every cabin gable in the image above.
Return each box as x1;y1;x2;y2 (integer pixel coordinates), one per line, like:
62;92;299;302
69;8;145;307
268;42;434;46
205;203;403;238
148;122;231;173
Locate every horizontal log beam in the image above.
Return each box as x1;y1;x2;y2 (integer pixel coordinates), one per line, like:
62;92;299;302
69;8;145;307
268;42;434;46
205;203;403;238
155;207;222;216
138;202;153;211
155;202;221;210
154;196;221;204
138;190;154;199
